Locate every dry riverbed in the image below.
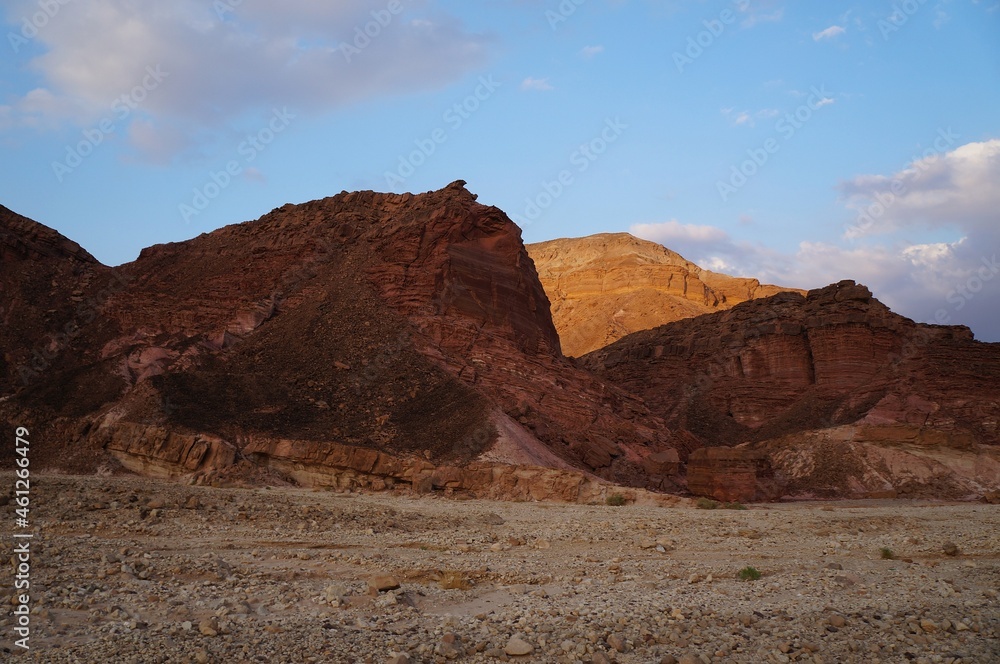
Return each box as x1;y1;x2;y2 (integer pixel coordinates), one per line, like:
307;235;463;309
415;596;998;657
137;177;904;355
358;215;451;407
2;473;998;663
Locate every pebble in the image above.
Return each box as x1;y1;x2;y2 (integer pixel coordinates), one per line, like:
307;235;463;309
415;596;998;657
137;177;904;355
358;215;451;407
504;635;534;656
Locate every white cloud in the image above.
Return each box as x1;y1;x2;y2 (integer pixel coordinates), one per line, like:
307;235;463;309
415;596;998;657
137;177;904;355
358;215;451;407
520;77;553;91
580;45;604;58
630;220;730;247
721;108;754;127
630;215;1000;341
840;139;1000;238
0;0;492;159
813;25;846;41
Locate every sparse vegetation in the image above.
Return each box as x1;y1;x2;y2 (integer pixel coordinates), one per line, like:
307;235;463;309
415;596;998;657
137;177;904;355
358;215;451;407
880;547;896;560
606;493;627;506
738;566;762;581
696;497;720;509
723;501;747;510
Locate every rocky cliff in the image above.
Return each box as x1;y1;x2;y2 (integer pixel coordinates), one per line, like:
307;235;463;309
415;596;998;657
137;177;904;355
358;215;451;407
582;281;1000;499
0;183;678;494
526;233;800;356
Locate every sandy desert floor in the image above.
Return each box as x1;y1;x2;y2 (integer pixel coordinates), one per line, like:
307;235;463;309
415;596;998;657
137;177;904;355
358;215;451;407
2;473;998;664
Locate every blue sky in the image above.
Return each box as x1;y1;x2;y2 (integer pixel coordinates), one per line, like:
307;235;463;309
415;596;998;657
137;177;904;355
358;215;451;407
2;0;999;340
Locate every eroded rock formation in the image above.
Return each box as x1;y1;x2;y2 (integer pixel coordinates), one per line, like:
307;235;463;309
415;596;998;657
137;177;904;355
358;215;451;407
526;233;800;356
0;183;677;495
583;281;1000;499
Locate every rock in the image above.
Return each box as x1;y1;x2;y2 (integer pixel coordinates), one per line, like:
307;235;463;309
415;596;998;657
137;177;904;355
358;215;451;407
183;495;201;509
942;541;960;556
678;655;701;664
920;619;939;633
367;575;401;594
592;652;612;664
194;650;209;664
825;562;843;570
829;614;846;628
198;617;219;637
660;656;678;664
526;233;800;357
582;279;1000;500
685;447;771;503
504;636;534;656
607;632;627;652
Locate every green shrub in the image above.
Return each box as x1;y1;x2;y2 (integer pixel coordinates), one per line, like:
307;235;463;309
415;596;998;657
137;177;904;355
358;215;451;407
696;497;719;509
723;501;747;510
606;493;627;506
879;547;895;560
738;566;762;581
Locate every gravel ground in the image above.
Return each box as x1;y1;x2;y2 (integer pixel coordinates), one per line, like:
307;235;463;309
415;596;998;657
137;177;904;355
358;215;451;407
2;473;998;664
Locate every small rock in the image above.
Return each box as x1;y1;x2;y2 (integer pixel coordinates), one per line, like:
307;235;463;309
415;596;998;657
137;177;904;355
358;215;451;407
920;619;939;633
592;652;612;664
942;541;959;556
387;653;411;664
368;575;401;594
504;635;534;656
825;562;843;570
660;656;678;664
678;655;700;664
183;495;201;509
194;650;209;664
829;614;846;628
198;617;219;637
607;632;627;652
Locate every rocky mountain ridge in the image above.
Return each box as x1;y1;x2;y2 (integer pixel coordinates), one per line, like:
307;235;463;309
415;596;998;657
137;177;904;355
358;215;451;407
2;185;998;502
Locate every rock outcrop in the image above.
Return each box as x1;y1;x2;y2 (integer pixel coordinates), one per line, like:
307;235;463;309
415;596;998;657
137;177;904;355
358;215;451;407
0;183;678;490
526;233;800;356
583;281;1000;499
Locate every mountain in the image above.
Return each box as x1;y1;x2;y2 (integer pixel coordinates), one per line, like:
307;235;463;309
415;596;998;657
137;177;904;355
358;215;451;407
2;187;997;503
0;183;678;499
581;281;1000;500
526;233;801;357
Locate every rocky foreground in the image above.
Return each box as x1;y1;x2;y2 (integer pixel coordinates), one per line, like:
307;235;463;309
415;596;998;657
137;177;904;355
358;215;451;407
3;474;998;663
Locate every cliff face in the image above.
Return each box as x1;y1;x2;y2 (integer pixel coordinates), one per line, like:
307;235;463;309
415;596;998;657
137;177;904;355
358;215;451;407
0;183;677;492
582;281;1000;499
526;233;801;357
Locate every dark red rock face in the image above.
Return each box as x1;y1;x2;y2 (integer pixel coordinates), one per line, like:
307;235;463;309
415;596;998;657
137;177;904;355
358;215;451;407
0;183;676;487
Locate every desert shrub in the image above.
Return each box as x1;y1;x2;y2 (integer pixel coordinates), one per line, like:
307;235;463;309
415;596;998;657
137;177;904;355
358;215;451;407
606;493;627;506
723;501;747;510
696;497;719;509
738;566;762;581
879;547;895;560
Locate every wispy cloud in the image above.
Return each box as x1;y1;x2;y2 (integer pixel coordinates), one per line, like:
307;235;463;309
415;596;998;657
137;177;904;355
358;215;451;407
813;25;846;41
520;77;554;91
580;45;604;58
